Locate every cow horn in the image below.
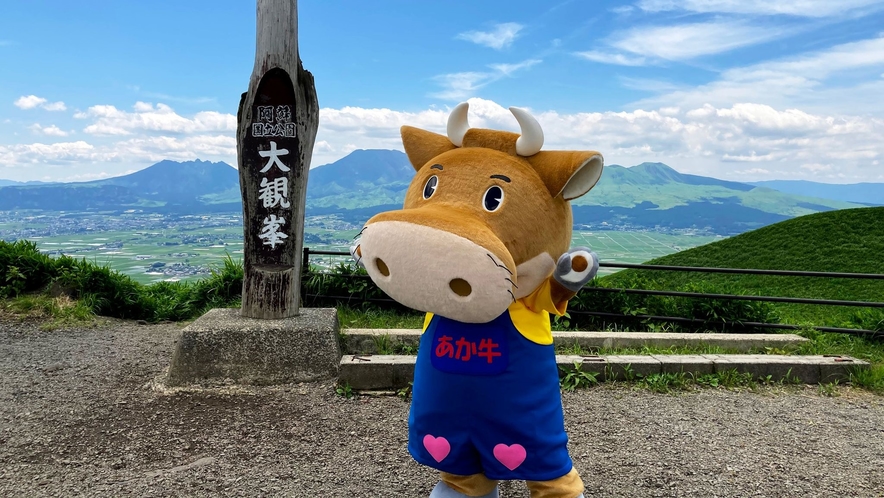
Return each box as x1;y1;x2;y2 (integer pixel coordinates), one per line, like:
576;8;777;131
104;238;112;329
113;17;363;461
511;106;544;156
447;102;470;147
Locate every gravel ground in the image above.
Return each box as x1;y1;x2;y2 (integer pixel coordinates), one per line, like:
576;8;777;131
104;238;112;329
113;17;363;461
0;318;882;498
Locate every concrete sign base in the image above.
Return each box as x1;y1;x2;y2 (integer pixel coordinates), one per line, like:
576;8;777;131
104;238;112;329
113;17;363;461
166;307;340;386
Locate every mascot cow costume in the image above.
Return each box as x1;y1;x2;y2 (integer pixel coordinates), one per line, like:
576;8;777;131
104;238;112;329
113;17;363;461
351;102;604;498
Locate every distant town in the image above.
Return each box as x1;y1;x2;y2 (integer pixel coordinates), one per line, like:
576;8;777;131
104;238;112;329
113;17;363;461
0;209;721;283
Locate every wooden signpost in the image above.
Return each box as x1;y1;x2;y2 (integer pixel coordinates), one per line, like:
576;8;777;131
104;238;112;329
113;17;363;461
238;0;318;319
166;0;340;386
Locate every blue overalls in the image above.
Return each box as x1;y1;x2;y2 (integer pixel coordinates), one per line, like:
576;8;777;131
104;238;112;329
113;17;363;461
407;309;573;481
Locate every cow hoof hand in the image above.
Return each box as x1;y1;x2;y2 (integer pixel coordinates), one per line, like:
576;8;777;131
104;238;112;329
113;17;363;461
350;242;365;268
554;247;599;291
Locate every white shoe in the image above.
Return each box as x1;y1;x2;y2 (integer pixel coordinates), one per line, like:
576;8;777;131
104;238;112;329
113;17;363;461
429;481;499;498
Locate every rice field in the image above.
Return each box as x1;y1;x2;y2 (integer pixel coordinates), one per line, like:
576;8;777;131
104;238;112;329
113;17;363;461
571;231;724;276
2;211;724;283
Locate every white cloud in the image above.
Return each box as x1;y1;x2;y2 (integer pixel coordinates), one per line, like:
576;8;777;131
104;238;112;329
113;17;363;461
0;40;13;46
0;134;235;170
431;59;542;100
13;95;67;111
573;50;647;66
610;21;788;60
15;96;47;109
78;102;236;136
4;98;882;183
0;141;99;165
14;95;66;111
637;0;884;17
29;124;69;137
311;98;884;183
42;101;67;111
456;23;524;50
1;100;237;178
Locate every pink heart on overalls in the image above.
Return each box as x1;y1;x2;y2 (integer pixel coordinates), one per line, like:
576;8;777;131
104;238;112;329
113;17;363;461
493;443;527;471
423;435;451;463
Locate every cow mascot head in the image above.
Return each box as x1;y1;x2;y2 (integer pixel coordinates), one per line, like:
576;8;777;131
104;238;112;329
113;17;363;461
352;102;603;498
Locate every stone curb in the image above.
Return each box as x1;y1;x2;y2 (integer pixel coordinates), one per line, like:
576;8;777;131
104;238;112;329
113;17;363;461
338;354;868;389
342;329;809;355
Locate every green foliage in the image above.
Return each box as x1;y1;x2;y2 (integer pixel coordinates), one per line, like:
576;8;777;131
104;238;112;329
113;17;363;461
0;240;243;322
303;263;385;305
336;304;424;329
635;372;691;393
397;382;413;400
0;240;55;296
335;382;355;399
818;381;840;397
598;207;884;330
2;293;96;330
567;275;780;333
560;362;600;391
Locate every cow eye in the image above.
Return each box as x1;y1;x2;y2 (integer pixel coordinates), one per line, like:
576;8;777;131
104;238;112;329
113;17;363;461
483;185;504;212
423;175;438;199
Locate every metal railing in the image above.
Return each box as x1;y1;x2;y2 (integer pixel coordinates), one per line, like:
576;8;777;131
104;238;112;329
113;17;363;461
301;248;884;339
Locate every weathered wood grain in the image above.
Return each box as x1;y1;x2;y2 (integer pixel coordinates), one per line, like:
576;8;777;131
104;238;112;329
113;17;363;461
237;0;318;319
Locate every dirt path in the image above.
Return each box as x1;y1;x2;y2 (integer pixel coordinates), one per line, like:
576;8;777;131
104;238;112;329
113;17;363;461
1;318;882;497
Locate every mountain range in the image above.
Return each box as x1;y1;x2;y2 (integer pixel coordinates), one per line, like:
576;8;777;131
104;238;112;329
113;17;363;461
0;150;879;235
0;160;241;212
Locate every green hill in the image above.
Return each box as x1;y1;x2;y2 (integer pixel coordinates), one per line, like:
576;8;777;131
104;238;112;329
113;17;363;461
596;207;884;329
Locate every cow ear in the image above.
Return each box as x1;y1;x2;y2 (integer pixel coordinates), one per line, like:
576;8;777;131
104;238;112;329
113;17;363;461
401;126;457;171
527;151;604;200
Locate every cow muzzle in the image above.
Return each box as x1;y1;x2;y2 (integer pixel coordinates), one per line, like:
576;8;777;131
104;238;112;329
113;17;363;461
354;220;516;323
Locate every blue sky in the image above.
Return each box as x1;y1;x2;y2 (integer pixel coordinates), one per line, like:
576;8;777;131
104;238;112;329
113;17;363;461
2;0;884;183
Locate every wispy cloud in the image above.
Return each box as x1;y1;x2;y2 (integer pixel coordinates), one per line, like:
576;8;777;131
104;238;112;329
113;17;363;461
610;21;788;60
637;0;884;17
632;35;884;113
14;95;67;111
488;59;542;76
0;40;13;47
610;5;635;15
574;50;647;66
456;22;524;50
430;59;542;100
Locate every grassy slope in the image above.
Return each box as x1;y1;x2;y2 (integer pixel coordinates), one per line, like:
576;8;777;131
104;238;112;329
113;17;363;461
599;207;884;327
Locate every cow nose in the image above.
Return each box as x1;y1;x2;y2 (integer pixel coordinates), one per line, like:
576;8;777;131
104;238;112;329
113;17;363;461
449;278;472;297
375;258;390;277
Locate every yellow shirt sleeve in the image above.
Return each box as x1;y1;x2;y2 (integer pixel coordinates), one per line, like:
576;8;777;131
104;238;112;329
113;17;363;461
508;280;567;346
520;278;568;316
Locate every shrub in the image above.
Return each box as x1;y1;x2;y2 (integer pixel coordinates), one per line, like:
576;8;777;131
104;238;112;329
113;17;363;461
0;240;243;322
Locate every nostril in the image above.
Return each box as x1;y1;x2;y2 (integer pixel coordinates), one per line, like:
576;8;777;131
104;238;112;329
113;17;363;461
375;258;390;277
449;278;472;297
